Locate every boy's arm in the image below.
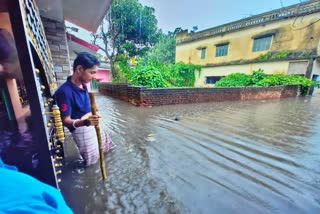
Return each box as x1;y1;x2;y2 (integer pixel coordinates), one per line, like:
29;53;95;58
62;114;100;129
55;90;100;129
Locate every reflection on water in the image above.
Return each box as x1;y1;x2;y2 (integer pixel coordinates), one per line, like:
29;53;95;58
60;95;320;214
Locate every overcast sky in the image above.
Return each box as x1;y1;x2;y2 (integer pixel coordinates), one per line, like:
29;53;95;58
66;0;306;47
139;0;305;32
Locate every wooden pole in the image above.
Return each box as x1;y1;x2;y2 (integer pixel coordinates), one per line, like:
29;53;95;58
89;92;107;180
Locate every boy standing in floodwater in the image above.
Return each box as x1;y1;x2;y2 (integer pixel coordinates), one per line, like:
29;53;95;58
55;52;114;166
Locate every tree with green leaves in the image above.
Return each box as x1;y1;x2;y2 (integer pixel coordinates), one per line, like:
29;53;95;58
91;0;159;80
146;27;183;65
146;33;176;64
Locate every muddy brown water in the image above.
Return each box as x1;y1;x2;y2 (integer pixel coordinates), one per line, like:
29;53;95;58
60;95;320;214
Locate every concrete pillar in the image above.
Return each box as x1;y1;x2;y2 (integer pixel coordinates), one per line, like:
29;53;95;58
305;58;315;79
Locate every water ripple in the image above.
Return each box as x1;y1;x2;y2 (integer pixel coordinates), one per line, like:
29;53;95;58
61;95;320;214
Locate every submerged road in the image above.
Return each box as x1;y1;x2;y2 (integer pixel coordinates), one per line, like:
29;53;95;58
61;95;320;214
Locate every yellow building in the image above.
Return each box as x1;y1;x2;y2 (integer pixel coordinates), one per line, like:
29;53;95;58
176;0;320;86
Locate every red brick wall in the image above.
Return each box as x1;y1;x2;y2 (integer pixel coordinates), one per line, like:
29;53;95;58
99;83;299;107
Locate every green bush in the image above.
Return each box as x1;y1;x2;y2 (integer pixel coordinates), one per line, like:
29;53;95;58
251;69;267;84
286;75;314;95
119;58;201;88
215;73;252;87
255;74;288;86
167;62;201;87
256;74;313;86
113;54;131;83
130;59;169;88
216;69;314;96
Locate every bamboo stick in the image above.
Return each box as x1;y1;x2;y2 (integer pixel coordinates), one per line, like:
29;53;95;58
89;92;107;180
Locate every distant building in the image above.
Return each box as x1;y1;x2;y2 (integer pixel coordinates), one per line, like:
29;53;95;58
176;0;320;86
96;61;111;82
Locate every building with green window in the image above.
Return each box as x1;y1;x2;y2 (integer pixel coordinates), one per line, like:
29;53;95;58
176;0;320;86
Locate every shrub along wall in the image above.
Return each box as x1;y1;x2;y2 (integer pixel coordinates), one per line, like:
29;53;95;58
99;83;299;107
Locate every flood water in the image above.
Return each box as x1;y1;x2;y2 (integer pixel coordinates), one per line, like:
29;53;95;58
60;95;320;214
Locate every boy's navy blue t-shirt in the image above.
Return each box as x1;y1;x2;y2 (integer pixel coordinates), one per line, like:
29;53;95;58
55;76;91;131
